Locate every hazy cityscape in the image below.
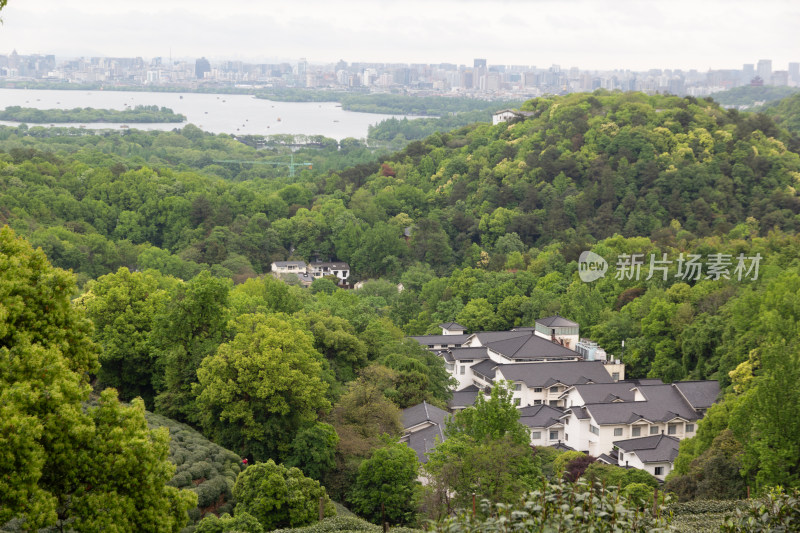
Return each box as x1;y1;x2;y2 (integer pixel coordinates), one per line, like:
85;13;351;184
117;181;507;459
2;50;799;103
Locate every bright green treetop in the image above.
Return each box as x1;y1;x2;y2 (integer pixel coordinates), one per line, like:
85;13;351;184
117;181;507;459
232;459;335;531
349;441;420;526
194;313;330;461
0;226;196;531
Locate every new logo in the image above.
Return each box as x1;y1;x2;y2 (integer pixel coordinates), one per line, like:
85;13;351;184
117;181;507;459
578;251;608;282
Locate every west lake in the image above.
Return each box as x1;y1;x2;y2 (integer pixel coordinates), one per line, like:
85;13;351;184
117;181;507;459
0;88;409;140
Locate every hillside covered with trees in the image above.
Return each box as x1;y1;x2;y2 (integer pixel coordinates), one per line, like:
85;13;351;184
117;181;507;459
3;89;800;529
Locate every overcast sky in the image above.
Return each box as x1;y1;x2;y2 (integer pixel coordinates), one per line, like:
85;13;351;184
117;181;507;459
1;0;798;71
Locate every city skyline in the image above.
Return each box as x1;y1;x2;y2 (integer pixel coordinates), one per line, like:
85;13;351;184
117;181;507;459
1;0;798;72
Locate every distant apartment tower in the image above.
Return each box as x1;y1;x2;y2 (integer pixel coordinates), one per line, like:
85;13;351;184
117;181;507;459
474;58;487;69
772;70;789;86
741;63;755;85
757;59;772;83
195;57;211;79
789;62;800;82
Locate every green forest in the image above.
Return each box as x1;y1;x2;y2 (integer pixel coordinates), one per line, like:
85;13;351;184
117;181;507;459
3;89;800;532
0;105;187;123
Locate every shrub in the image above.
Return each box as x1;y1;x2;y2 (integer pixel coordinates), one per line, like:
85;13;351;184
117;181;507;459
430;479;672;532
195;511;264;533
233;459;336;531
552;450;586;478
145;411;243;526
721;487;800;532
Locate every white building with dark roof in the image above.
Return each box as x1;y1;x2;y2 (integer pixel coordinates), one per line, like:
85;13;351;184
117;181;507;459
406;316;719;478
560;381;718;457
400;401;450;464
496;361;617;408
612;434;681;480
271;260;307;274
307;261;350;283
440;322;467;335
519;404;566;446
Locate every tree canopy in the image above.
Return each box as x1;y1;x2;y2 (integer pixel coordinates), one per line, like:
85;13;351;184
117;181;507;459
0;226;196;531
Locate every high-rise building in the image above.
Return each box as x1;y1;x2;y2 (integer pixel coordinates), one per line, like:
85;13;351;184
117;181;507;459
756;59;772;82
789;62;800;82
474;58;487;69
195;57;210;79
742;63;755;84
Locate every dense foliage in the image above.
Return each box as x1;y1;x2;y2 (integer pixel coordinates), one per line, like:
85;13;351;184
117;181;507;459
0;105;186;123
231;460;335;531
348;442;420;526
762;92;800;135
4;88;800;525
423;384;540;518
721;487;800;532
711;86;800;107
429;480;672;532
0;227;196;531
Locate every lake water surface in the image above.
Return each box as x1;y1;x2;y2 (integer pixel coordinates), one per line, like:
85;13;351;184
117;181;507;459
0;88;408;140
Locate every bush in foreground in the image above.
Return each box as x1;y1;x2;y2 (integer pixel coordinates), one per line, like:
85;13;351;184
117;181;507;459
721;487;800;532
429;479;672;532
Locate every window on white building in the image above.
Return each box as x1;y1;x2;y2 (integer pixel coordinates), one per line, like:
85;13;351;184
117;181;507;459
550;386;560;393
654;466;664;476
549;430;558;440
534;400;542;405
613;427;623;436
460;366;465;375
549;400;559;407
514;398;521;406
514;383;522;391
632;426;641;437
589;425;599;435
650;426;659;435
532;431;541;439
686;424;695;433
534;387;543;393
668;424;678;435
612;372;620;380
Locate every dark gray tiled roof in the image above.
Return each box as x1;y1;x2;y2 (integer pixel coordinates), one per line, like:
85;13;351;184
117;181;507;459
449;385;480;409
613;434;680;464
402;401;449;430
583;384;701;425
596;453;617;465
568;383;640;404
439;322;466;331
550;442;575;452
470;330;532;345
518;404;564;429
486;333;581;360
496;361;614;388
448;347;489;361
471;359;498;380
673;381;720;410
403;423;444;464
536;315;579;328
566;406;591;420
273;260;307;267
309;261;350;269
626;378;666;386
408;334;470;346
